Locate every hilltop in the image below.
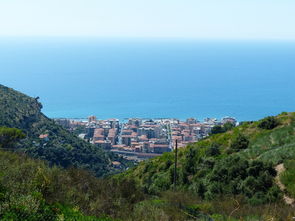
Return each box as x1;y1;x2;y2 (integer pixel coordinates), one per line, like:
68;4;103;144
0;84;129;176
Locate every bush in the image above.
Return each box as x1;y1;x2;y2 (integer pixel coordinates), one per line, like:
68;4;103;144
0;127;25;148
211;125;225;135
202;156;279;205
210;122;235;135
206;143;220;156
258;116;279;130
230;134;249;152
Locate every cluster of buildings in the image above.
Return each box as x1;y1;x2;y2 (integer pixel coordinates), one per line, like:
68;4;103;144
115;118;171;154
55;116;237;161
170;117;237;148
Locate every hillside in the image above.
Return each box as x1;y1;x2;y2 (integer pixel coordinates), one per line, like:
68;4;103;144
0;149;116;220
1;125;294;221
0;84;128;176
117;112;295;219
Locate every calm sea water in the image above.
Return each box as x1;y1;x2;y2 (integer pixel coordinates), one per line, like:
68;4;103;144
1;38;295;121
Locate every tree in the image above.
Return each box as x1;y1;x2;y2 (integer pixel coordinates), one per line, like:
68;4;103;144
223;122;235;131
210;122;235;135
206;143;220;156
210;125;224;135
0;127;25;148
230;133;249;152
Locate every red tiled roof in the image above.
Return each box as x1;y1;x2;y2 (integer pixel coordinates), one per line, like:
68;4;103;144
39;134;49;139
112;145;126;148
112;161;121;166
153;144;169;148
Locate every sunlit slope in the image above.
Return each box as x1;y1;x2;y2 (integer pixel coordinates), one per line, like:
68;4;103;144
123;112;295;205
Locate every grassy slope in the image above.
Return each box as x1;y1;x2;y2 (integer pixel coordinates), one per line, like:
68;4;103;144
122;112;295;202
0;84;129;176
281;159;295;198
109;112;295;220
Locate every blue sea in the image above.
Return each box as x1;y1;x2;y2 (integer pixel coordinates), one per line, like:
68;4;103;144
1;38;295;121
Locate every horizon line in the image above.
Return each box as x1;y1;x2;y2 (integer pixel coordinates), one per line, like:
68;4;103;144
1;36;295;43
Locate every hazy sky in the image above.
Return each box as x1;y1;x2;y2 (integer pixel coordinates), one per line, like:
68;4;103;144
0;0;294;40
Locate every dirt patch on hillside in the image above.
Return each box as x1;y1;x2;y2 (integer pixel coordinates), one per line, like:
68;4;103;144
275;164;295;206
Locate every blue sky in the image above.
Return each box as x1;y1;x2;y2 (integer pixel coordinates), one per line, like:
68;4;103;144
0;0;294;40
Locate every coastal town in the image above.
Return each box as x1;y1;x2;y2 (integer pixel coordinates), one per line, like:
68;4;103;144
55;116;237;161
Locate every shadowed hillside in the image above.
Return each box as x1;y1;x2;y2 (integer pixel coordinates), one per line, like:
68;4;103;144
0;84;129;176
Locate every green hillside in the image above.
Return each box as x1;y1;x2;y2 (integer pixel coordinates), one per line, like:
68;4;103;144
1;124;294;221
116;112;295;219
0;84;128;176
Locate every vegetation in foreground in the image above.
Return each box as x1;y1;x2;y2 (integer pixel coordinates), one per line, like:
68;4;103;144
1;111;295;220
0;148;294;221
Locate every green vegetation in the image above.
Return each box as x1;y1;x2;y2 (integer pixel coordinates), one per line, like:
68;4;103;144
1;84;295;220
1;146;291;221
0;84;130;176
0;150;125;220
281;160;295;198
210;122;235;135
118;112;295;219
230;133;249;152
0;127;25;149
258;116;280;130
0;127;139;220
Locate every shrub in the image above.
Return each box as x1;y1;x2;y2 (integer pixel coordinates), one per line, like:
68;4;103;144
0;127;25;148
210;122;235;135
258;116;279;130
230;134;249;152
223;122;235;131
206;143;220;156
211;125;225;135
201;156;279;205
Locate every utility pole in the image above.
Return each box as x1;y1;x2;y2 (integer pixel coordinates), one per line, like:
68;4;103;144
174;139;178;191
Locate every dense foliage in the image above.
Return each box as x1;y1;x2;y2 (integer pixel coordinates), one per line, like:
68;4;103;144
210;122;235;135
258;116;280;130
0;150;127;220
229;133;249;152
1;149;293;221
0;127;25;149
202;156;280;205
0;84;130;176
